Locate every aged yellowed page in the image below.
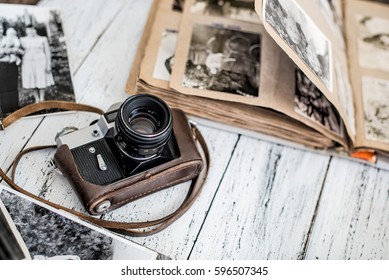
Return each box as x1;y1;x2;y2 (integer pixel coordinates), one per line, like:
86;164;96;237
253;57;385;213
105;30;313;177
256;0;357;145
169;0;348;147
344;0;389;152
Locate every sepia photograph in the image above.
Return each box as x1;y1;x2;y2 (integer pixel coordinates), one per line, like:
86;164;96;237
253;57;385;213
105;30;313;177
190;0;260;23
153;29;179;81
362;77;389;143
264;0;332;92
295;69;342;135
357;14;389;72
0;4;75;119
0;187;164;260
182;23;261;97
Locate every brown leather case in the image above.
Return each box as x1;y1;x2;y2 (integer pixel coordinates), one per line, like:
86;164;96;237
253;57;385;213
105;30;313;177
54;109;204;215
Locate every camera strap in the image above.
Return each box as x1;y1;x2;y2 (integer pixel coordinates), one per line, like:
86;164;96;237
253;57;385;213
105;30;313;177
0;101;210;237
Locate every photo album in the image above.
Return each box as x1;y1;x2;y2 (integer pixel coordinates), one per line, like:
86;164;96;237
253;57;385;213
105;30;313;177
126;0;389;169
0;3;75;119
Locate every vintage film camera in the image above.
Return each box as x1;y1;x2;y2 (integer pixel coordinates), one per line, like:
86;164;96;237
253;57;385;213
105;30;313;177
54;94;204;215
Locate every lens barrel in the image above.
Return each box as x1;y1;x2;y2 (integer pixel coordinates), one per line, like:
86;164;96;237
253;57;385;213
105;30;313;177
115;94;173;159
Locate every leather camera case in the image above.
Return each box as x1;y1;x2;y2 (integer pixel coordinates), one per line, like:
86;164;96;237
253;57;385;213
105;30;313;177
54;109;204;215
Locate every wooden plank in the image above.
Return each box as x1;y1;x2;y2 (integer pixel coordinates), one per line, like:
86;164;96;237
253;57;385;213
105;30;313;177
71;0;153;109
38;0;126;73
0;118;42;169
9;112;101;213
101;125;239;260
304;158;389;259
188;136;331;259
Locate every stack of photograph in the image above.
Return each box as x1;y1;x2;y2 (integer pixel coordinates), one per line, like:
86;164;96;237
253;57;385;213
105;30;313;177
126;0;389;164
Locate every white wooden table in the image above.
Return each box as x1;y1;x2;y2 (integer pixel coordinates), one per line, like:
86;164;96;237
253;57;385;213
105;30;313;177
1;0;388;260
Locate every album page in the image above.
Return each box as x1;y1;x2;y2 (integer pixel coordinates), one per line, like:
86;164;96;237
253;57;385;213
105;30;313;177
138;0;182;90
344;0;389;152
169;0;348;147
130;0;340;149
256;0;357;146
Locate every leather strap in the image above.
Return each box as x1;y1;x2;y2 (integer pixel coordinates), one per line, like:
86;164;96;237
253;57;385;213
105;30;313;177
0;101;104;130
0;101;209;236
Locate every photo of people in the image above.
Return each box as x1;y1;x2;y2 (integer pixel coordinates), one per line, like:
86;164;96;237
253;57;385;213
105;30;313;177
153;29;178;81
295;69;342;136
190;0;260;23
183;23;261;97
0;4;75;119
362;77;389;143
264;0;332;92
357;15;389;72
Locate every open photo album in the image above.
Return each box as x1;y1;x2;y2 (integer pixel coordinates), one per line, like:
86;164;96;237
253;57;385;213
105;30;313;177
126;0;389;169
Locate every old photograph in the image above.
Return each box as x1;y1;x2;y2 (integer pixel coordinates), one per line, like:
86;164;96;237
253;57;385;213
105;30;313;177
153;29;179;81
183;23;261;97
357;14;389;72
0;199;30;260
190;0;260;23
362;77;389;143
0;187;163;260
0;4;75;119
295;69;342;135
264;0;332;91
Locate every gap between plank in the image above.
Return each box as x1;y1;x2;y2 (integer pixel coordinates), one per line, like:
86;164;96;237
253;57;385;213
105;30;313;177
298;156;333;260
187;135;241;260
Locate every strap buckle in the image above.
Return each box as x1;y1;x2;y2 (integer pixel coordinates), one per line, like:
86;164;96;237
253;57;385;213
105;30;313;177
0;119;4;131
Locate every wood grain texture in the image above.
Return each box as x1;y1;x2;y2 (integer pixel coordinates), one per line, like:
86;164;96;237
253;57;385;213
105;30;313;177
103;126;239;260
0;117;43;170
304;158;389;259
189;136;331;259
38;0;126;73
10;112;100;213
72;0;153;109
1;0;388;261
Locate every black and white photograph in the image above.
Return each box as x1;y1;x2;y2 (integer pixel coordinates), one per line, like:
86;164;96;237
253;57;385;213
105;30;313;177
0;199;30;260
295;69;342;135
190;0;260;23
264;0;333;92
0;4;75;119
0;186;166;260
357;14;389;72
153;29;178;81
362;77;389;143
183;23;261;97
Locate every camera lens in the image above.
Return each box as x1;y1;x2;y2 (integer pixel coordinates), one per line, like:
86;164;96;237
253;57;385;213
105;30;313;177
115;94;173;159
